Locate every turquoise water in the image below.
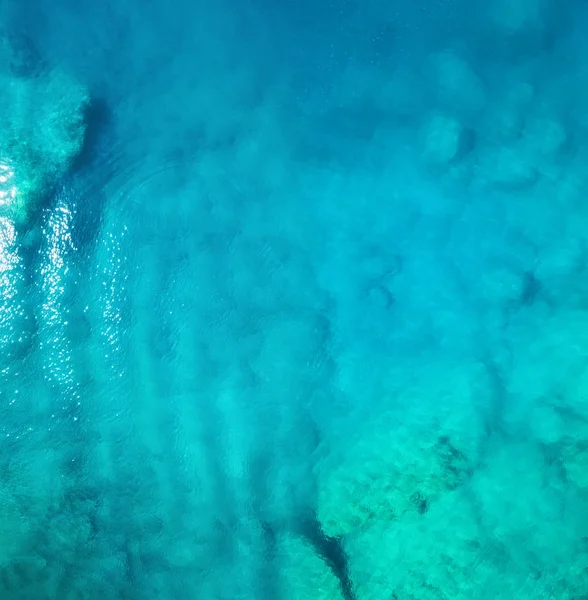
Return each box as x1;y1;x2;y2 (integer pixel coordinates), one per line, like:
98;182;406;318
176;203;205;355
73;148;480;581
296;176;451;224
1;0;588;598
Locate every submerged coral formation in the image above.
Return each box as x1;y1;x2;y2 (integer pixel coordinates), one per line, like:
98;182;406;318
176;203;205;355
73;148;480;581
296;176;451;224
0;33;88;227
315;358;490;538
275;531;347;600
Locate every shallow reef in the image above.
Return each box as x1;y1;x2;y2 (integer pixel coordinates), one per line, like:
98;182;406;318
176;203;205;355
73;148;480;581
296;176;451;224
0;31;88;228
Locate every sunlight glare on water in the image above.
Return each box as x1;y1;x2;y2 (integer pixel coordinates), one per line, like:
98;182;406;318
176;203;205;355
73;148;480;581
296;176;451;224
0;216;21;352
0;162;18;211
38;193;80;404
0;213;28;440
97;221;128;378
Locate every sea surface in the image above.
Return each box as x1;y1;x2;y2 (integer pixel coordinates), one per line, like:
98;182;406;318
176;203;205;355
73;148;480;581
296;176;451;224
1;0;588;598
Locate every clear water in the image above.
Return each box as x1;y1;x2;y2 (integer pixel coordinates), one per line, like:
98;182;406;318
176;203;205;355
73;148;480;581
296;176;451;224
1;0;588;598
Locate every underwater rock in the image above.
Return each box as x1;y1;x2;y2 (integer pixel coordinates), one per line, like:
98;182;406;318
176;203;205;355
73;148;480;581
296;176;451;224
344;493;487;600
371;64;427;122
471;439;587;573
0;48;88;228
294;515;355;600
0;490;31;563
0;30;44;78
315;359;489;538
561;442;588;491
480;0;559;57
480;82;535;143
275;530;347;600
420;112;472;167
486;0;551;38
316;431;472;538
522;116;567;157
429;50;486;115
506;309;588;417
503;308;588;492
483;146;538;189
474;262;528;307
344;486;588;600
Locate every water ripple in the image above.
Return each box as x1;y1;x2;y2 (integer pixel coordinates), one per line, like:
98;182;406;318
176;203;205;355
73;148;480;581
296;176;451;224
36;189;81;427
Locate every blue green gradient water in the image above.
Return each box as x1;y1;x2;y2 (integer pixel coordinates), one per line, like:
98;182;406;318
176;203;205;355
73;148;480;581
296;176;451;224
1;0;588;598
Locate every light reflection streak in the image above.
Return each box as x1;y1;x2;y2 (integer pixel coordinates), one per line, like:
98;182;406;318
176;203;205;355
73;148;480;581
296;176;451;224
0;156;22;351
39;195;79;405
0;160;30;440
0;163;18;209
0;216;24;375
97;221;128;381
